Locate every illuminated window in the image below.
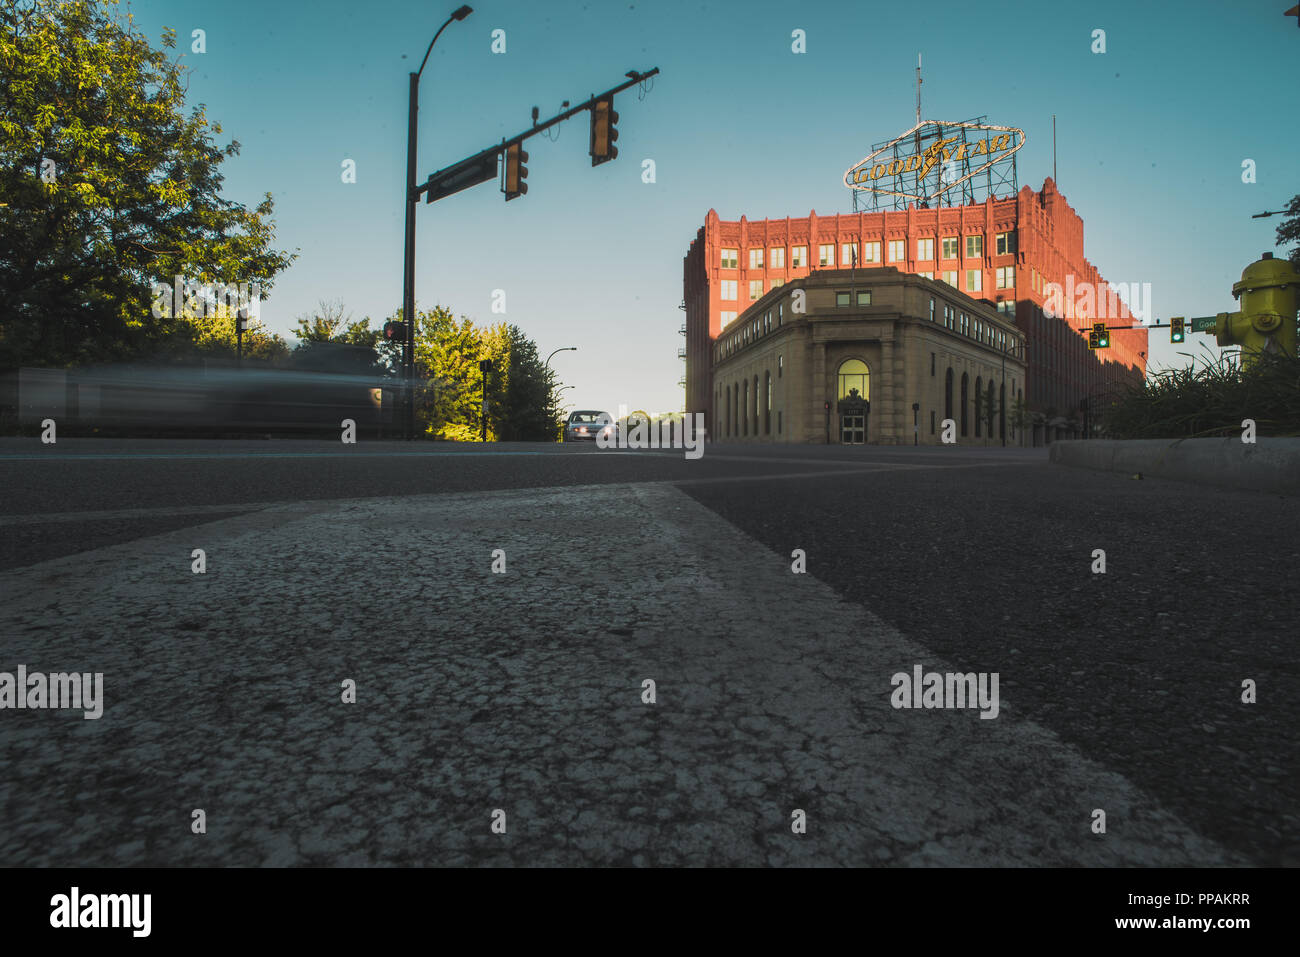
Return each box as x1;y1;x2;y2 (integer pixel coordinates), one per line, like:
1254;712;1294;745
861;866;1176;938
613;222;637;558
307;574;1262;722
770;278;785;290
941;236;959;259
857;290;871;306
917;238;934;261
749;279;763;300
791;245;807;267
889;240;905;262
842;243;858;266
819;244;835;267
996;266;1015;289
966;269;982;292
943;270;958;287
837;358;869;400
721;280;737;300
770;247;785;269
965;235;983;258
721;248;738;268
918;271;934;280
749;248;764;269
721;310;737;326
862;242;881;263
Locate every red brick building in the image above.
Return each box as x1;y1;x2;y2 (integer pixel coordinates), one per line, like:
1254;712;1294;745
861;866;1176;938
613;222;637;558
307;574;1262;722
683;177;1147;443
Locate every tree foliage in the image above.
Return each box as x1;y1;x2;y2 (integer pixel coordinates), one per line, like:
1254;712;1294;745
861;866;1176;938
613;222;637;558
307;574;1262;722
0;0;295;369
1275;193;1300;270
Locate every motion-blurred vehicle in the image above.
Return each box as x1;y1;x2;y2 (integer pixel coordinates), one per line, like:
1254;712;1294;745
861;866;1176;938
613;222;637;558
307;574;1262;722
563;410;615;442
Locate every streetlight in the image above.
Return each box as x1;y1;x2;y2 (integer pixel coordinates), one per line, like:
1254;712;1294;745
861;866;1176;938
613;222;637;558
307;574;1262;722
401;5;473;441
544;346;577;370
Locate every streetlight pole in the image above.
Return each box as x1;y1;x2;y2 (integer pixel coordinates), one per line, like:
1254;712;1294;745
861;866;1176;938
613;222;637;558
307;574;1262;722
402;5;473;441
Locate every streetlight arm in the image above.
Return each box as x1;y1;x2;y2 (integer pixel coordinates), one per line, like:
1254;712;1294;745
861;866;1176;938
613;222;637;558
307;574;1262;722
417;6;472;78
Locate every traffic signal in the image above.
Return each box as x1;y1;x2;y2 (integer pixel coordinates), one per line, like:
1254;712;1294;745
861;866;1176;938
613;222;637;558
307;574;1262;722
1170;316;1185;343
504;143;528;200
1092;321;1109;349
383;321;403;342
590;95;619;166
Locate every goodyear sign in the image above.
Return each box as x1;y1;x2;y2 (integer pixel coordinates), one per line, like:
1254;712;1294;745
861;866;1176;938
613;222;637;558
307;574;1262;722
844;120;1025;205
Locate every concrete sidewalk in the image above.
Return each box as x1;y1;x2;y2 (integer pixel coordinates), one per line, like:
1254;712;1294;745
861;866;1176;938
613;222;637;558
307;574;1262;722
0;483;1244;866
1051;437;1300;495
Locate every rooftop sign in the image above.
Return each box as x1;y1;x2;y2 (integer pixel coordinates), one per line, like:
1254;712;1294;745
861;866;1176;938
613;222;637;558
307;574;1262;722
844;120;1025;208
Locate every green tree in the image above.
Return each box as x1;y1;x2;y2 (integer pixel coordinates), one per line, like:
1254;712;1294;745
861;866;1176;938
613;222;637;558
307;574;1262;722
0;0;295;370
492;324;558;441
289;299;385;375
1275;193;1300;270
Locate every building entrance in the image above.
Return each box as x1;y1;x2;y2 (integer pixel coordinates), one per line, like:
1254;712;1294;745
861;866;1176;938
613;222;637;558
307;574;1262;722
840;414;865;444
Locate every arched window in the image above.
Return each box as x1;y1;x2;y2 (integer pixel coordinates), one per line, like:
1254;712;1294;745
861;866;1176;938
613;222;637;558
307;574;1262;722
960;373;969;436
837;358;870;400
743;380;749;436
733;383;739;437
945;368;954;421
987;380;996;438
754;375;760;431
764;371;772;435
999;382;1006;441
975;376;983;437
725;385;732;438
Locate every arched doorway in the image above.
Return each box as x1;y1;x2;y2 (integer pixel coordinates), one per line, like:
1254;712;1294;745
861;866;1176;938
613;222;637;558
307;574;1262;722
836;359;870;444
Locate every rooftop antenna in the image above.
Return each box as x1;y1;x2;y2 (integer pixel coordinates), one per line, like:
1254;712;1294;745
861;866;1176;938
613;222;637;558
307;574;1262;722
915;53;923;206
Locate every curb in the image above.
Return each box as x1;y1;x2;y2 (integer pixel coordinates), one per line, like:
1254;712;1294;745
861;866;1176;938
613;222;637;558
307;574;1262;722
1049;438;1300;496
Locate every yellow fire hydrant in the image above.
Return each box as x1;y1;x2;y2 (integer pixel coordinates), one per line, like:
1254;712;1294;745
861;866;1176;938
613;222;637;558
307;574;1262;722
1214;252;1299;365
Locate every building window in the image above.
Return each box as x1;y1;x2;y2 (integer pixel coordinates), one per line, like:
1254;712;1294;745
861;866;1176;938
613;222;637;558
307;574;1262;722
862;241;881;263
961;312;969;336
987;380;996;438
837;358;869;401
765;371;772;434
918;271;934;280
770;278;785;289
960;372;969;436
721;310;737;327
835;291;850;307
966;269;982;292
743;381;748;435
943;270;958;287
931;352;936;376
778;355;783;377
917;238;935;261
857;290;871;306
930;410;936;434
749;279;763;300
996;230;1016;256
778;303;783;324
945;368;954;420
721;280;738;300
819;244;835;267
764;311;771;333
996;265;1015;289
778;410;782;434
929;297;935;321
965;235;983;258
749;248;764;269
942;236;959;260
888;239;905;262
721;248;738;269
791;245;807;267
997;300;1016;317
842;243;858;266
770;247;785;269
975;376;983;437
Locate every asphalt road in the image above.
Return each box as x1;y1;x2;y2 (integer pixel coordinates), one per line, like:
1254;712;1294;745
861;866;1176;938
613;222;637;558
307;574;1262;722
0;437;1294;866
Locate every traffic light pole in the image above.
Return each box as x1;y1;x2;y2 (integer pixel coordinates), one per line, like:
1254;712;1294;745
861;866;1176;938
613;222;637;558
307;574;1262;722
415;68;659;204
402;71;419;441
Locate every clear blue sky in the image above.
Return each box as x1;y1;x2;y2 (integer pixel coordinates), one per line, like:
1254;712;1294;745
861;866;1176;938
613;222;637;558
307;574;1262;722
124;0;1300;412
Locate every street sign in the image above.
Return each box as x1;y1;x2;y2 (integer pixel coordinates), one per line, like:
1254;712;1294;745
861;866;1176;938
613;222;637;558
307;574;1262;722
1191;316;1217;333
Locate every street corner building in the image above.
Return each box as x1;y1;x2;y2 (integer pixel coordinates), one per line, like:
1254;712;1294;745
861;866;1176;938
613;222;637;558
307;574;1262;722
708;267;1027;446
682;119;1149;446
